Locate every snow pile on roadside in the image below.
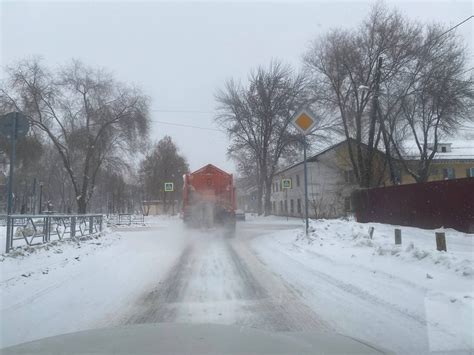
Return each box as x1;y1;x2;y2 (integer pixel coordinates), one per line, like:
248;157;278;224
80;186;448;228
297;219;473;278
0;223;114;258
252;218;473;353
0;223;188;348
0;228;119;287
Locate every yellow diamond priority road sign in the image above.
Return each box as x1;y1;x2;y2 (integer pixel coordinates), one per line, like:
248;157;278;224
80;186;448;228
291;108;317;135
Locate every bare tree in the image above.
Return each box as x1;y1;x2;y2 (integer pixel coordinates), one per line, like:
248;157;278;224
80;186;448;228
389;25;474;182
139;136;189;214
304;4;421;187
216;60;309;215
0;58;150;213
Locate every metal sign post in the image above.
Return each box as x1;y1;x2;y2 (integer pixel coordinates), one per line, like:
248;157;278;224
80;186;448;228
290;108;317;237
303;136;309;235
0;112;30;252
164;182;175;215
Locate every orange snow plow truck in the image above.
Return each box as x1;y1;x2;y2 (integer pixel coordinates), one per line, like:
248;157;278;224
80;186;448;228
182;164;236;230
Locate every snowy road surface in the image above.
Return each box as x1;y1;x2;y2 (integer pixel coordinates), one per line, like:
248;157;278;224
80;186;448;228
120;227;325;332
1;216;473;354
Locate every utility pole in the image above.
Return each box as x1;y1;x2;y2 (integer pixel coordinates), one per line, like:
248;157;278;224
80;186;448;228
39;182;43;214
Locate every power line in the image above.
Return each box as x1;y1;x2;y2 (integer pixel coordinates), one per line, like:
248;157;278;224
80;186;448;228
151;120;223;132
432;15;473;42
150;109;214;114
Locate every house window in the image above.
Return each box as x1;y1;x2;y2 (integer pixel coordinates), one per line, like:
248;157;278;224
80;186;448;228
284;200;288;213
441;146;447;153
296;174;300;187
467;168;474;178
344;197;352;212
290;199;294;214
443;168;455;180
344;170;355;184
297;199;302;214
394;169;402;184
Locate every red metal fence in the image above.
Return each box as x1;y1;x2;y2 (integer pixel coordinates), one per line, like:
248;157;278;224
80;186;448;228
351;178;474;233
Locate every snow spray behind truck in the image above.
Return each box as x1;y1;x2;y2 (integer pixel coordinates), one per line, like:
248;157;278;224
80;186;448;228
182;164;236;231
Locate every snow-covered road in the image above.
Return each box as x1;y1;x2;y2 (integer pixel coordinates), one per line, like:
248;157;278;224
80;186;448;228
1;216;472;354
120;226;325;333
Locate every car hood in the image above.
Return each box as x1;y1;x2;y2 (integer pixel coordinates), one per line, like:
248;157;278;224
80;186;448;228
2;322;393;354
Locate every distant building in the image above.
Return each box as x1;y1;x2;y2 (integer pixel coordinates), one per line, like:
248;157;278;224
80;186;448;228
400;140;474;183
270;139;388;219
234;176;259;213
270;139;474;219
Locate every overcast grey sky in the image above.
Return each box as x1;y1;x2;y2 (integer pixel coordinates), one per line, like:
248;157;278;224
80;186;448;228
1;0;472;172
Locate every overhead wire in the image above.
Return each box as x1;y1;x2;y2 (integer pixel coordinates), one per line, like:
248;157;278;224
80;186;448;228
431;15;473;42
150;109;214;114
150;119;224;132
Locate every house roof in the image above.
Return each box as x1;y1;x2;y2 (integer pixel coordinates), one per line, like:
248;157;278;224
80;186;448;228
402;140;474;160
275;139;351;175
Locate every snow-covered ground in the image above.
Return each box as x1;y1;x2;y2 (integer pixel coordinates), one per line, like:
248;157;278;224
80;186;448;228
0;216;185;348
1;215;472;354
251;218;474;354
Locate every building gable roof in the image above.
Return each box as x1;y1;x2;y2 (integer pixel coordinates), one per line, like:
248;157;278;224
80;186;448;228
275;139;354;175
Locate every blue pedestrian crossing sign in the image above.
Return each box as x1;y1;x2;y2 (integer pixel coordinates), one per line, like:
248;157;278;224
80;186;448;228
164;182;174;192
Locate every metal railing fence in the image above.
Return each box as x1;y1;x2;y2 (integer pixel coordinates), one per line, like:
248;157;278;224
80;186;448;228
4;214;103;253
106;213;145;226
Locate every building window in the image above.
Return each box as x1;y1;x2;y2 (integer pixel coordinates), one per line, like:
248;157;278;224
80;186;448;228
394;169;402;184
467;168;474;178
344;170;355;184
290;199;294;214
279;201;283;214
284;200;288;213
272;201;276;212
441;146;447;153
443;168;455;180
296;174;300;187
297;199;301;214
344;197;352;212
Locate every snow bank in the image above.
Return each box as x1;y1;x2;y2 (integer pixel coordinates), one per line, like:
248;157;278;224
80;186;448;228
252;218;473;353
0;222;188;348
298;219;473;278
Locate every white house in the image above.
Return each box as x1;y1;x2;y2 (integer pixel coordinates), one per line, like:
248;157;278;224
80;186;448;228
270;140;362;218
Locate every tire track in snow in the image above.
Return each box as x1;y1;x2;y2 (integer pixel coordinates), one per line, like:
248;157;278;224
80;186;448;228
227;241;328;332
263;244;428;326
121;230;327;333
122;244;195;324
